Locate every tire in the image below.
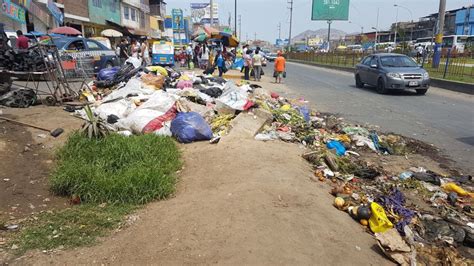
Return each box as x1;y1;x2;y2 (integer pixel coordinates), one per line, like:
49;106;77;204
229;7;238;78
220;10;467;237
416;89;428;95
355;74;364;88
376;78;387;94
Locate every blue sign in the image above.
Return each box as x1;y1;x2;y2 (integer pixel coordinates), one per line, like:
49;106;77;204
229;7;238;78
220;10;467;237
47;0;63;25
276;39;289;46
172;9;184;30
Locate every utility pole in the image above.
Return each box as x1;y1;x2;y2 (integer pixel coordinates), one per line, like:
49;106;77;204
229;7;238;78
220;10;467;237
287;0;293;52
254;32;257;41
238;15;242;40
327;20;332;51
234;0;237;36
210;0;214;27
278;22;281;39
433;0;446;68
394;7;399;46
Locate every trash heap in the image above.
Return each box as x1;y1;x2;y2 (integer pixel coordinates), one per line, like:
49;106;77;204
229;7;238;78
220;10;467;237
75;61;258;144
250;91;473;265
75;63;473;264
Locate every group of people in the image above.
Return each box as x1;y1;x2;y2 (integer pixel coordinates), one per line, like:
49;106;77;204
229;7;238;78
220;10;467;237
116;38;150;66
240;45;286;83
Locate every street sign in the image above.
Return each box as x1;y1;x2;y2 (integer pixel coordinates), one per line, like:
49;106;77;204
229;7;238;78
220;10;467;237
172;9;184;30
276;39;289;46
311;0;350;21
47;0;63;25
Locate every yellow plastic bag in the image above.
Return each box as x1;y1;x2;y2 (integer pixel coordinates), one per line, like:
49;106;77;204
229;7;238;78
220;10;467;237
280;104;291;111
369;202;393;233
442;182;474;198
146;66;168;77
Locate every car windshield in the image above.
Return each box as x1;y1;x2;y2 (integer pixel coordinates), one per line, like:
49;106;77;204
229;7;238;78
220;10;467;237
380;56;418;67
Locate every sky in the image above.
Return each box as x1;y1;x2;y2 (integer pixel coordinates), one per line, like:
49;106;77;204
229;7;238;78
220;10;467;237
167;0;473;42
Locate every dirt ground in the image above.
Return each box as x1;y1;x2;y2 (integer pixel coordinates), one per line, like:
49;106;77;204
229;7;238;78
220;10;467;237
2;72;458;265
0;106;82;221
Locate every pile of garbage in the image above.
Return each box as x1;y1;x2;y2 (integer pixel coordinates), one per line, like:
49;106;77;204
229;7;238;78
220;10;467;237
250;91;473;264
74;59;257;144
74;62;473;264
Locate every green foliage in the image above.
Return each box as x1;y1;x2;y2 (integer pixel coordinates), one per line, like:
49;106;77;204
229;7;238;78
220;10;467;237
10;204;134;254
50;133;182;204
80;105;110;139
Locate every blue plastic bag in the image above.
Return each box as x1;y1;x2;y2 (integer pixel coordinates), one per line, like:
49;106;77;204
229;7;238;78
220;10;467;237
97;67;120;81
327;140;346;156
296;106;310;122
171;112;213;143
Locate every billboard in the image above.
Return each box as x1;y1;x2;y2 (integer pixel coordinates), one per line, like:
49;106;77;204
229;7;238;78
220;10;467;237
190;2;219;25
275;39;289;46
312;0;349;21
172;9;184;30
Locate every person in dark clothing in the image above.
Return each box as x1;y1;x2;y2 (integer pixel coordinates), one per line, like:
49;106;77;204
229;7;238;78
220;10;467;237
118;38;129;64
215;50;225;77
16;30;29;49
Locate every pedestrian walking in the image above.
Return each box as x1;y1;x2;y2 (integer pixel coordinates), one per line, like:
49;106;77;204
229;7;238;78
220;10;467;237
243;49;252;80
141;40;150;66
215;50;225;77
273;51;286;84
194;44;201;66
200;44;209;69
130;39;140;59
118;38;129;64
252;49;263;81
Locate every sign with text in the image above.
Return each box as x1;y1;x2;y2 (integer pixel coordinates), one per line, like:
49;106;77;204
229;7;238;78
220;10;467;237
47;0;63;25
275;39;289;46
172;8;184;30
190;2;218;25
312;0;349;21
1;0;26;23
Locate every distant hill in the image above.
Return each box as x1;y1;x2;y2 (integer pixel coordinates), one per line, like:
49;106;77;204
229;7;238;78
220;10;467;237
292;28;347;42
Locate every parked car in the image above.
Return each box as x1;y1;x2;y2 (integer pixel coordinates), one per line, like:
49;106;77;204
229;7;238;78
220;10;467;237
265;53;277;62
355;53;430;95
49;36;119;73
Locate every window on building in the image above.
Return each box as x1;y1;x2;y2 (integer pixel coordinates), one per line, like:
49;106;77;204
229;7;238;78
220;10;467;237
131;8;136;21
110;0;117;13
92;0;102;8
124;6;129;20
86;41;102;51
140;11;145;28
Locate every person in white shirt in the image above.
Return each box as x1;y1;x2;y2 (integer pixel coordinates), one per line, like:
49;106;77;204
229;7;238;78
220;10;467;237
252;50;263;81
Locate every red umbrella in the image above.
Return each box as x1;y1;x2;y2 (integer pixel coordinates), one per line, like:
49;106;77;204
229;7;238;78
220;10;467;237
51;26;82;36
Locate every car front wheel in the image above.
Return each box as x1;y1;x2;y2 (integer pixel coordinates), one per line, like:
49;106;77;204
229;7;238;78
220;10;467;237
355;74;364;88
376;78;387;94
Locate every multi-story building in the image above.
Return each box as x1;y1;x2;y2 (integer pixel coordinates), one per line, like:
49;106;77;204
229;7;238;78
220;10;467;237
120;0;150;37
1;0;63;33
83;0;121;37
63;0;89;33
455;6;474;35
149;0;166;38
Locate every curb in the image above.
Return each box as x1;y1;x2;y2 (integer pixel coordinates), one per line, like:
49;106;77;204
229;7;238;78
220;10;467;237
288;59;474;95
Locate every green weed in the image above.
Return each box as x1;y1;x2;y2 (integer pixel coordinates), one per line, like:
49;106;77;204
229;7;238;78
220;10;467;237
50;133;182;204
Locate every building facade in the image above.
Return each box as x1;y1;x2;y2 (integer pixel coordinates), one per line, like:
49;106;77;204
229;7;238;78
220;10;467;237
120;0;150;36
455;6;474;35
84;0;120;37
63;0;89;33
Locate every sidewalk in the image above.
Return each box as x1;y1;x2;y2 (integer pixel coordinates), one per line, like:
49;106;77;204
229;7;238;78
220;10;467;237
14;69;392;265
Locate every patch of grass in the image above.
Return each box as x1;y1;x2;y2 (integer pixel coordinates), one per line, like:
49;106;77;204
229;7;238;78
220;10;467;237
51;133;182;204
10;204;134;254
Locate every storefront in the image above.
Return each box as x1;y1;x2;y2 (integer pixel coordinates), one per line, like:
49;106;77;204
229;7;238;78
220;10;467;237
1;0;27;32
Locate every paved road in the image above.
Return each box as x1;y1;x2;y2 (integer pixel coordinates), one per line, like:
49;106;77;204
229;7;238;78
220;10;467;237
279;62;474;174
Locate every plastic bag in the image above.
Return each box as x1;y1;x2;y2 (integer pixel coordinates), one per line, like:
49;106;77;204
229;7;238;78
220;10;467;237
442;182;474;198
327;140;346;156
141;73;164;90
369;202;394;233
97;67;120;81
215;82;249;112
171;112;213;143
